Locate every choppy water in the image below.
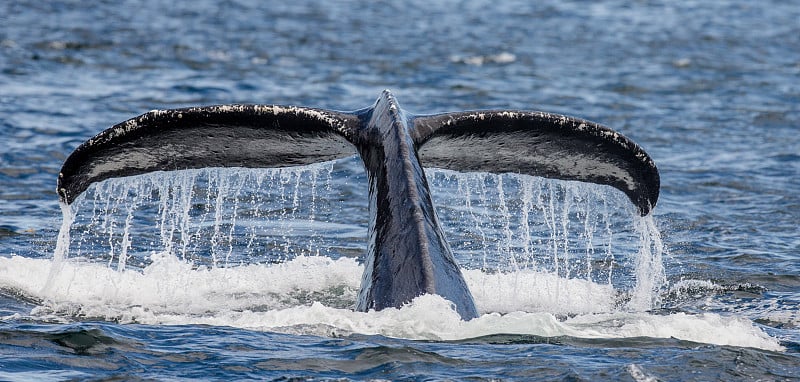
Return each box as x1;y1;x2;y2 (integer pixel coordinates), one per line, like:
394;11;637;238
1;0;799;380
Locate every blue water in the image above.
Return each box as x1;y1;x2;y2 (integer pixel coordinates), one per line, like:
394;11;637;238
1;0;799;380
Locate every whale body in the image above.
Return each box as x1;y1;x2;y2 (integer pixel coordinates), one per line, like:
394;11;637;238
58;90;659;320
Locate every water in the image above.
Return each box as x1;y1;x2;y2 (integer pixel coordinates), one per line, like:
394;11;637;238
1;0;798;380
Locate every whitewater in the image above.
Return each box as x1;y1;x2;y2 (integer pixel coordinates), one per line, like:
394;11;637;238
0;165;783;352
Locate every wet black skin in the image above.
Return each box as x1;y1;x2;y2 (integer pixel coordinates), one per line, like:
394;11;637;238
58;90;659;320
351;94;479;318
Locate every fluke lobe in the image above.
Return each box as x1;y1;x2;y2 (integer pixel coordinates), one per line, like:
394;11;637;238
58;90;660;320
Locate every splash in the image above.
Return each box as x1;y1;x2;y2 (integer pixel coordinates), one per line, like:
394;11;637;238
628;216;666;310
62;161;351;270
1;170;784;350
51;160;666;311
426;169;666;310
0;255;782;351
41;202;75;294
28;159;700;337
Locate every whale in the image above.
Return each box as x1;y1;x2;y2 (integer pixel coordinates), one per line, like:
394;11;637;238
57;90;659;320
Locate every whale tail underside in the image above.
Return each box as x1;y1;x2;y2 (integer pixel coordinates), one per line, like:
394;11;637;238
59;105;659;214
57;105;362;205
413;111;659;216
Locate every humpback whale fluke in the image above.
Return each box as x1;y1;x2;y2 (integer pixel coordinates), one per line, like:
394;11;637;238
58;90;659;320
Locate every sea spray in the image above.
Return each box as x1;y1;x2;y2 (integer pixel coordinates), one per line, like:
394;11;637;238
28;167;783;349
61;162;343;269
49;159;668;314
627;215;667;310
41;202;76;294
428;169;641;280
426;169;655;303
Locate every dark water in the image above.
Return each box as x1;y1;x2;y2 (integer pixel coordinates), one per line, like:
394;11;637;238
1;0;799;380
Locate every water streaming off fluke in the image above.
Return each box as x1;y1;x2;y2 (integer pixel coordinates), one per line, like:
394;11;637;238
47;158;666;314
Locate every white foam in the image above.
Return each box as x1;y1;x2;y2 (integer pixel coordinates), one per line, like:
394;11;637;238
450;52;517;66
464;268;617;315
565;311;783;351
627;364;658;382
6;166;786;352
0;255;784;351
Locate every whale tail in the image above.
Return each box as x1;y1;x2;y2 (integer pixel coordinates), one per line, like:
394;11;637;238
58;105;659;214
57;105;362;205
57;92;659;320
413;111;659;216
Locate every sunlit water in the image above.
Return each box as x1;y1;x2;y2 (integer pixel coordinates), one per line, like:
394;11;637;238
1;0;798;380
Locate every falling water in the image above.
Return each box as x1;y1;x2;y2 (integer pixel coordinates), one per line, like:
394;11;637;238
51;159;667;312
61;161;351;269
426;169;666;310
41;202;76;294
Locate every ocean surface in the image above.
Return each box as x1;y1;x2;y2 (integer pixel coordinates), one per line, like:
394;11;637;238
1;0;798;380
